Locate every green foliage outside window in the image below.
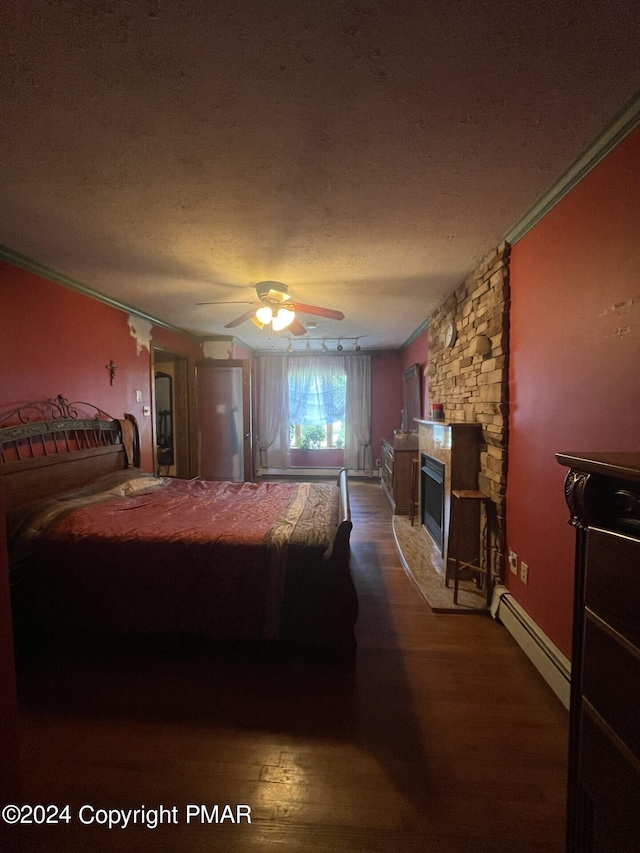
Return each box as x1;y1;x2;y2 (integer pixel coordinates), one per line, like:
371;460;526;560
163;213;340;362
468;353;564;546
296;424;327;450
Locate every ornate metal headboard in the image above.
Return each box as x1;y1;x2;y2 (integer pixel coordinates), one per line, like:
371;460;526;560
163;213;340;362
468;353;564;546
1;395;140;511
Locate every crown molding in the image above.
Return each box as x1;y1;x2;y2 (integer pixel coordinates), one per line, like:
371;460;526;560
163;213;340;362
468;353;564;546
200;334;257;353
0;244;202;342
506;90;640;245
402;319;430;349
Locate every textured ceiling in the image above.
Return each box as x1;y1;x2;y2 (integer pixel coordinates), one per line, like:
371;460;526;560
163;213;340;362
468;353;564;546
1;0;639;352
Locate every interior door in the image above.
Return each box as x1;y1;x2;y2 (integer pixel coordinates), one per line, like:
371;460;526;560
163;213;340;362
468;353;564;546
196;359;252;482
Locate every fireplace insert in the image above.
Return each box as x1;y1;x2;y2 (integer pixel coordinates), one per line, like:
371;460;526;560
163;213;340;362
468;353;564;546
421;452;445;552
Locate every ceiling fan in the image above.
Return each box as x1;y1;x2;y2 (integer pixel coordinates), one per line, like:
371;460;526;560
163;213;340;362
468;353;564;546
197;281;345;336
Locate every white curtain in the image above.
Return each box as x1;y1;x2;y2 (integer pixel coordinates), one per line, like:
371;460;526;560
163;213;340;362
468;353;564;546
345;354;372;475
256;356;290;470
289;355;346;425
256;353;372;475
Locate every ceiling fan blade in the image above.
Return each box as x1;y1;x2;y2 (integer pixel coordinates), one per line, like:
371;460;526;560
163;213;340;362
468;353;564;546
197;301;254;306
224;308;257;328
289;318;307;336
292;303;344;321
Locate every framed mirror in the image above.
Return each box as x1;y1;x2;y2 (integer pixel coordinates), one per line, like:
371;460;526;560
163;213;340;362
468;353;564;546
403;363;422;431
154;371;174;468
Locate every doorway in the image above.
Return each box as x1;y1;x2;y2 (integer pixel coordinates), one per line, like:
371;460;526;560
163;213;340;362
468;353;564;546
152;349;195;478
196;359;252;482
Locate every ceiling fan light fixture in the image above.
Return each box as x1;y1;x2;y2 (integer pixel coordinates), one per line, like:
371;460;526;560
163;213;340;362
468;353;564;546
256;305;273;325
271;306;295;331
255;281;290;303
221;281;342;335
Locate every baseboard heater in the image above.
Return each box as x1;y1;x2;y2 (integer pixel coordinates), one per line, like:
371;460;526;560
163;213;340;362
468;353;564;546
491;586;571;709
259;468;375;478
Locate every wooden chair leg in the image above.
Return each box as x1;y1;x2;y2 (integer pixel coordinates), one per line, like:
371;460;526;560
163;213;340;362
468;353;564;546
453;497;463;604
451;490;490;607
484;500;492;606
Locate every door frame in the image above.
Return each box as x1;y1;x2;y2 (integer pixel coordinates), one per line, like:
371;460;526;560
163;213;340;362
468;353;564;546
195;359;253;482
151;347;197;478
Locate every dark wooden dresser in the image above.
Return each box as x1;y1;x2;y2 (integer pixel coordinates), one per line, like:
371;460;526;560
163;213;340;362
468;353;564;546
557;452;640;853
381;435;418;515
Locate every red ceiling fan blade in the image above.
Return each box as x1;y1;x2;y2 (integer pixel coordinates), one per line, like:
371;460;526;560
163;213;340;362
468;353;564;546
224;308;257;328
289;318;307;336
292;303;344;321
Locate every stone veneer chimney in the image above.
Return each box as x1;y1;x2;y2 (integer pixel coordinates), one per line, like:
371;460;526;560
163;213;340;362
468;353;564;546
427;241;510;581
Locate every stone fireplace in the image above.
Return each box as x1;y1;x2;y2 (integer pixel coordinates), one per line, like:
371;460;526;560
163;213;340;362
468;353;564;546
424;242;510;584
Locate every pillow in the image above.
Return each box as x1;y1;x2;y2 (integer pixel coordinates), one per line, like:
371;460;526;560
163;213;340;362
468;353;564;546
8;469;169;549
101;471;167;497
90;468;168;497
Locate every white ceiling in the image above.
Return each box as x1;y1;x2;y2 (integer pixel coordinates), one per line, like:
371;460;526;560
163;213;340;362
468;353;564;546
1;1;639;352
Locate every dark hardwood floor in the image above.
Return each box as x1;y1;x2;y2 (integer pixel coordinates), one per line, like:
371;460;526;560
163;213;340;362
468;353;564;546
10;481;568;852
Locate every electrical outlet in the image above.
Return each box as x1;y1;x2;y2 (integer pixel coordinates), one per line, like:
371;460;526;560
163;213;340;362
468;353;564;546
509;550;518;574
520;561;529;585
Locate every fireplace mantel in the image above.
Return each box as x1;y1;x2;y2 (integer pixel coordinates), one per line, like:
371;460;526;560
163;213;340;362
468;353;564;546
416;420;483;574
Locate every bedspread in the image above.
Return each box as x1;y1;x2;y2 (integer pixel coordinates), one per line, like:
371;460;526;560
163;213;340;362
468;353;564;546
16;472;347;645
44;477;337;551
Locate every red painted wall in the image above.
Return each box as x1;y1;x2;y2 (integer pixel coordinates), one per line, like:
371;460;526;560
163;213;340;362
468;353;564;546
1;262;202;472
507;126;640;658
232;342;253;360
290;448;345;467
402;328;429;419
371;351;403;462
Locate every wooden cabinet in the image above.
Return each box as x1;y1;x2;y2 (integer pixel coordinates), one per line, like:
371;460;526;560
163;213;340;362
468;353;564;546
381;436;418;514
557;452;640;853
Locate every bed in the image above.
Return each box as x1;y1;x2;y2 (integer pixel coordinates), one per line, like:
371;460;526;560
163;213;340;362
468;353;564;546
2;396;357;660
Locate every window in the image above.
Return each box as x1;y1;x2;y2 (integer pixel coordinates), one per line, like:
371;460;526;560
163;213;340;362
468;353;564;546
288;358;346;450
256;352;371;474
290;421;345;449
